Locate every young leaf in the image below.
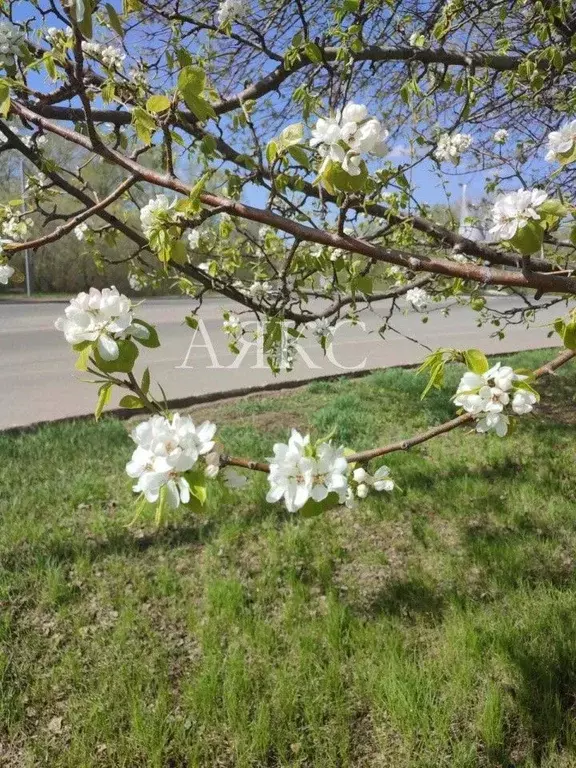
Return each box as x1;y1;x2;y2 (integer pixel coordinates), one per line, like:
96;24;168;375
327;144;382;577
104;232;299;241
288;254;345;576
95;382;112;420
132;319;160;348
119;395;143;409
105;3;124;37
146;94;171;114
141;367;150;395
93;339;139;373
464;348;489;374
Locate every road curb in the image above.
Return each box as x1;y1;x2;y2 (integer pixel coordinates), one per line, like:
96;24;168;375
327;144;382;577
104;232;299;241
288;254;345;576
0;365;397;436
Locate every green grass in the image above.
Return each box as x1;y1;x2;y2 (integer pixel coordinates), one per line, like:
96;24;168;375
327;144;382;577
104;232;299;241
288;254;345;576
1;348;576;767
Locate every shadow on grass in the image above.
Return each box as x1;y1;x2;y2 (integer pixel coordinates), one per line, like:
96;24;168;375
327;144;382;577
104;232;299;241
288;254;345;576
364;576;446;621
1;521;218;574
496;605;576;763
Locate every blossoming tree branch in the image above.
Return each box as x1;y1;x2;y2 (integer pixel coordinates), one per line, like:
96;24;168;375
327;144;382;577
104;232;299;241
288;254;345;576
1;0;576;519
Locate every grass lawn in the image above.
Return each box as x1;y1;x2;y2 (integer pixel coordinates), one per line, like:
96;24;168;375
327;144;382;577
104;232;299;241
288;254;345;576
2;348;576;767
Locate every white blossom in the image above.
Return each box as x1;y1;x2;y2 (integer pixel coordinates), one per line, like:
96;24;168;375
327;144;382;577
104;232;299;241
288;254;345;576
434;133;472;164
352;465;394;495
216;0;250;25
493;129;509;144
82;41;125;69
222;467;248;489
223;313;241;336
409;31;425;47
249;281;270;301
54;286;148;360
187;229;201;249
74;222;89;241
126;414;216;508
310;103;389;174
140;195;181;238
0;21;24;69
476;412;509;437
308;317;332;340
405;287;429;310
489;188;547;241
454;362;533;437
545;120;576;163
266;430;349;513
511;389;537;415
128;65;147;86
2;216;30;242
0;263;14;284
128;273;145;292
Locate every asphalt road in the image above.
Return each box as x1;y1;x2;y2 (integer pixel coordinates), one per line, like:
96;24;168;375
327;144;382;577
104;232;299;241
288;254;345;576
0;296;563;429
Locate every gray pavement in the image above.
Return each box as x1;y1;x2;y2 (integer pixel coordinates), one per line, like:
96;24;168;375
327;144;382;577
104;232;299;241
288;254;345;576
0;296;562;429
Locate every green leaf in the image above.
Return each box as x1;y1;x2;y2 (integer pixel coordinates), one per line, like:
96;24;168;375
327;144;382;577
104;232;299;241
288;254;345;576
189;172;210;203
119;394;143;409
75;344;92;371
266;140;278;165
146;94;171;114
464;348;489;374
299;492;341;518
287;144;310;169
93;339;139;373
509;220;544;255
182;469;208;509
131;319;160;348
105;3;124;37
304;41;323;63
538;199;567;217
131;106;156;145
43;53;57;81
177;65;205;96
141;367;150;395
355;276;373;295
558;318;576;350
0;80;10;118
322;158;369;193
95;382;112;420
185;93;216;121
76;0;93;38
185;315;199;329
278;122;304;148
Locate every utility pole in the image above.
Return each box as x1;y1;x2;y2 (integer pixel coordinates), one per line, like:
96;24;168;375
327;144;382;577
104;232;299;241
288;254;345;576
20;156;32;296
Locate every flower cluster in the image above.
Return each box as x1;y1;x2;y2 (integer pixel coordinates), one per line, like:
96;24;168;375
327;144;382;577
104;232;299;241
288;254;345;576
434;133;472;164
81;41;125;69
1;215;31;243
405;287;429;310
140;194;182;239
308;317;332;341
128;273;145;292
187;229;201;249
493;129;509;144
74;222;89;241
55;286;148;360
348;465;394;506
267;430;349;513
310;103;389;176
216;0;250;25
489;188;547;241
545;120;576;163
45;26;72;45
0;21;24;68
248;280;270;301
454;362;537;436
0;263;14;284
126;414;216;508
